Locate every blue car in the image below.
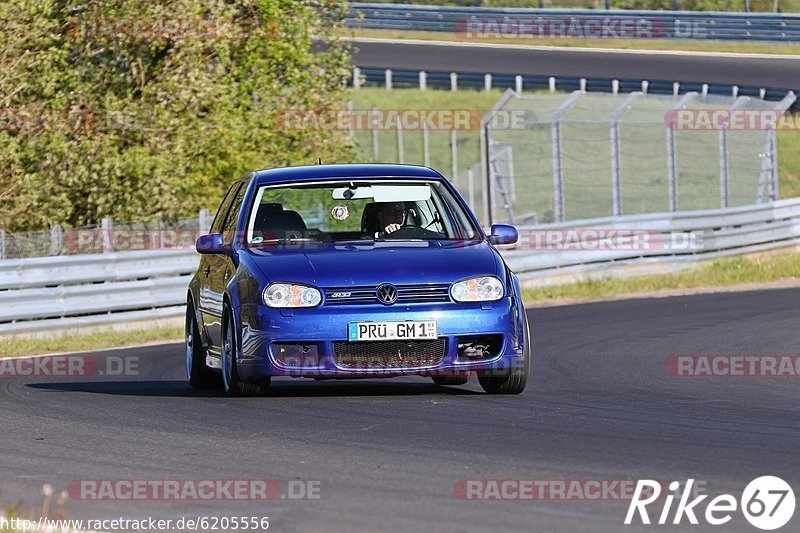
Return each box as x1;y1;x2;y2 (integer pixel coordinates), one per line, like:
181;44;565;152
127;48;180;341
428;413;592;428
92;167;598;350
186;164;529;396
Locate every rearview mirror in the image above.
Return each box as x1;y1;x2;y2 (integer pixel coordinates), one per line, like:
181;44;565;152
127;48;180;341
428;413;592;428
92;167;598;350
488;224;518;245
196;233;227;254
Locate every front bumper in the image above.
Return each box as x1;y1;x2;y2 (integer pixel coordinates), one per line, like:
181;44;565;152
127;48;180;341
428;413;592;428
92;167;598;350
235;298;525;380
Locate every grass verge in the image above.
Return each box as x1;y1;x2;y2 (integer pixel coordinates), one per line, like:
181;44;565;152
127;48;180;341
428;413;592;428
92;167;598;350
522;252;800;304
351;29;800;55
0;325;183;358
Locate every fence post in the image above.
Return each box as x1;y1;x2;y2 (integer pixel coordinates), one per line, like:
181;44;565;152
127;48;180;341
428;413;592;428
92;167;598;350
450;128;458;182
467;167;476;209
720;97;750;208
610;125;621;216
347;101;355;138
422;122;430;167
158;219;166;249
515;75;523;93
667;127;678;211
550;91;582;222
49;224;63;256
666;92;697;212
770;129;779;200
385;69;392;90
480;121;491;226
353;67;361;90
610;92;640;217
371;106;379;161
719;128;730;209
484;73;492;92
419;71;426;91
101;217;113;253
199;209;212;233
396;119;405;164
549;77;556;93
0;229;5;260
450;72;458;92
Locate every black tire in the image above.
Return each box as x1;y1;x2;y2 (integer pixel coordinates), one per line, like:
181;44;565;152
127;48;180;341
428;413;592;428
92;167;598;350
221;306;270;397
478;309;530;395
432;374;470;386
186;303;217;388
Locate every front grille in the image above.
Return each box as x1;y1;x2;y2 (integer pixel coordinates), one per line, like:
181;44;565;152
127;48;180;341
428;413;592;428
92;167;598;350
324;283;451;305
332;339;447;369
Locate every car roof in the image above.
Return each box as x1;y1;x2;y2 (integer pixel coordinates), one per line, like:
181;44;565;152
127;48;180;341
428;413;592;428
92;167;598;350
252;164;444;186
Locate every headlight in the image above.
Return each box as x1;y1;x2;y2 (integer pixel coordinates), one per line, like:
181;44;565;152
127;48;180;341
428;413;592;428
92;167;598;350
450;276;504;302
263;283;322;308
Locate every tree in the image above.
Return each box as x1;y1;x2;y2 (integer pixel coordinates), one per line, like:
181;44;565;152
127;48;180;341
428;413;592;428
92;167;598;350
0;0;354;230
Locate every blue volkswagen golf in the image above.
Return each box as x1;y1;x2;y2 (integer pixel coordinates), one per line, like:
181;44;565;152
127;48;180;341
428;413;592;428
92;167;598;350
186;164;529;396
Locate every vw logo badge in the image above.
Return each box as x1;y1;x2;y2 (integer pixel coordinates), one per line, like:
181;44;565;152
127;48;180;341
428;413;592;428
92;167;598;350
376;283;398;305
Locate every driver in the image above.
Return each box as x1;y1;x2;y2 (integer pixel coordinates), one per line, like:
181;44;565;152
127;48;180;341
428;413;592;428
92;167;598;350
375;202;408;235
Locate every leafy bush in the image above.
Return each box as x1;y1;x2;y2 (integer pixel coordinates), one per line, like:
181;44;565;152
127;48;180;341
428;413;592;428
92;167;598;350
0;0;354;230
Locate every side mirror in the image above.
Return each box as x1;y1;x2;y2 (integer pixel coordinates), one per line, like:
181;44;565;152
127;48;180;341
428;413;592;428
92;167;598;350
196;233;226;254
488;224;518;245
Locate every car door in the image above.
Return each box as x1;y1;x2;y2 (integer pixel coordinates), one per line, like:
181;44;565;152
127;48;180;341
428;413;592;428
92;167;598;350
199;181;243;355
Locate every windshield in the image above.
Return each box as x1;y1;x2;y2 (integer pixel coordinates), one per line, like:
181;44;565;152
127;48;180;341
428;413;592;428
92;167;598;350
245;180;480;245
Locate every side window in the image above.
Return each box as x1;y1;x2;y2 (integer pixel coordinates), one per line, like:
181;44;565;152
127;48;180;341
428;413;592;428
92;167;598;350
210;183;240;234
222;183;247;244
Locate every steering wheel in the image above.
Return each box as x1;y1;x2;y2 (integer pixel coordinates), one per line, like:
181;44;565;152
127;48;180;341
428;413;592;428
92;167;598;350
377;225;444;239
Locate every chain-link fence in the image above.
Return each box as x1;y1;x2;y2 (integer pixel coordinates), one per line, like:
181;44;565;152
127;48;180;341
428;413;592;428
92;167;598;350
0;212;211;260
485;90;795;225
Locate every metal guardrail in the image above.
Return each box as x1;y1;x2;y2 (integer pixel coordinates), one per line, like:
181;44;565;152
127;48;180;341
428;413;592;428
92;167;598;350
353;68;800;110
2;198;800;335
349;3;800;42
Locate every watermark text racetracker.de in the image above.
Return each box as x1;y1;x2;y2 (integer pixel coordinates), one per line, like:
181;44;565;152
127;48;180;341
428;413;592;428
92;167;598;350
665;354;800;377
664;109;800;131
0;355;138;378
453;479;706;501
272;108;536;131
68;479;322;501
68;16;279;41
508;228;703;252
454;17;708;40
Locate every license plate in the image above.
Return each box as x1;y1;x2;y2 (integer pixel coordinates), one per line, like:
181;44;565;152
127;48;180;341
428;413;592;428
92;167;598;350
348;321;438;341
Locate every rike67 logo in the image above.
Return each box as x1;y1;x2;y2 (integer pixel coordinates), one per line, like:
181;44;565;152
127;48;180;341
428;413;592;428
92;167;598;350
625;477;796;530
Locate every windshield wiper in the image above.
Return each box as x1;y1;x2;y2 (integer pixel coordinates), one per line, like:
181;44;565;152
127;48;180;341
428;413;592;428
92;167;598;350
257;238;319;245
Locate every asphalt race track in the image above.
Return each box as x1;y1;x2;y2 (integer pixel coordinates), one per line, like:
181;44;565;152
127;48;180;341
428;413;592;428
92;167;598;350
350;38;800;89
2;288;799;532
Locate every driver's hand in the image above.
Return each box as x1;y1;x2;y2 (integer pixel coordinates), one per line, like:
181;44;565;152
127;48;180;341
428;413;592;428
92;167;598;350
384;223;402;234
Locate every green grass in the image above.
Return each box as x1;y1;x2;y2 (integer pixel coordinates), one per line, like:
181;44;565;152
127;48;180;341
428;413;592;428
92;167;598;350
522;252;800;304
0;326;183;358
352;28;800;55
778;128;800;198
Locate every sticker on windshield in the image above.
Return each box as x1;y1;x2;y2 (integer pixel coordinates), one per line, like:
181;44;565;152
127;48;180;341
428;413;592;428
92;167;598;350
251;236;264;244
331;205;349;221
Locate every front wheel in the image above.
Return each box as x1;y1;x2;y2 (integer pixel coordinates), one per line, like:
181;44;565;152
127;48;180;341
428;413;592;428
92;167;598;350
186;304;217;388
222;306;270;397
478;309;530;395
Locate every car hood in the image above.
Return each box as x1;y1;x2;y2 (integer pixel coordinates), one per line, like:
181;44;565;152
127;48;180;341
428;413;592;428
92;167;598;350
245;240;501;287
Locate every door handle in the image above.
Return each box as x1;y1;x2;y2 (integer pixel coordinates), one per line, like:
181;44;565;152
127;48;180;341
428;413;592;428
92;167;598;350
203;266;211;276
